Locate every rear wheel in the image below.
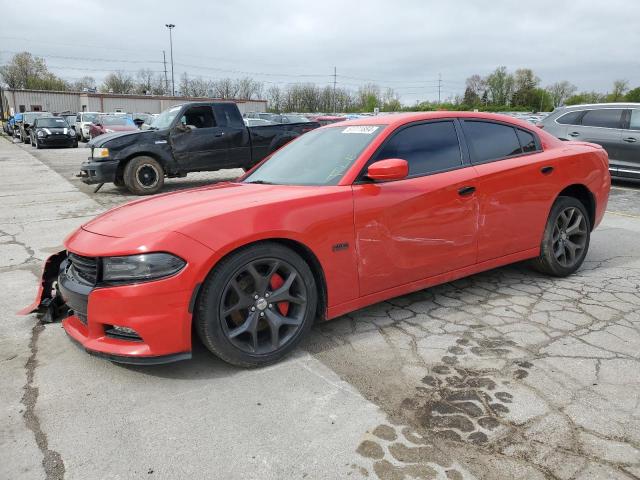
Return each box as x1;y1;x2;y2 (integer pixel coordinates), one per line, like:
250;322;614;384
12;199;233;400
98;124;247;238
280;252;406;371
530;196;590;277
123;156;164;195
196;243;317;367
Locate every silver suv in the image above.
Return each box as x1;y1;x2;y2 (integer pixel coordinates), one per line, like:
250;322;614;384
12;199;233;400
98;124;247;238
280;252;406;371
541;103;640;180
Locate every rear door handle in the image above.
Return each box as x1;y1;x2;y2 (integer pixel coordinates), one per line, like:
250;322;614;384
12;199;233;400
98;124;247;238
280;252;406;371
623;137;637;143
568;132;580;137
458;186;476;196
541;166;554;175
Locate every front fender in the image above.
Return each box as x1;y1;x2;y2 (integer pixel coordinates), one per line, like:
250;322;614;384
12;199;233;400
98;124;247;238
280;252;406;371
115;144;175;173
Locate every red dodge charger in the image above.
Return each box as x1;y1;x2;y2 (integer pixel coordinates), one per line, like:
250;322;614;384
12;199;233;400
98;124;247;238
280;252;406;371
24;112;610;367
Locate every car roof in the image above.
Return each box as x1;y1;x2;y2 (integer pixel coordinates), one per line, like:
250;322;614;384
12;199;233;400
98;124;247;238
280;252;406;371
556;103;640;110
330;111;538;131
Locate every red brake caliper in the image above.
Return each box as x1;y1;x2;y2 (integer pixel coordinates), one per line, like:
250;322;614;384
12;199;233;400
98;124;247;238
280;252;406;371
269;273;289;316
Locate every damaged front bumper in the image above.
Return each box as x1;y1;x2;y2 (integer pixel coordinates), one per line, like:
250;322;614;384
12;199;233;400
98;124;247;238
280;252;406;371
78;159;119;185
18;251;69;323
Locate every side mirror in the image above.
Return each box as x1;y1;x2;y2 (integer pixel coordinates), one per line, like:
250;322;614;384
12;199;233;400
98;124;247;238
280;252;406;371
366;159;409;182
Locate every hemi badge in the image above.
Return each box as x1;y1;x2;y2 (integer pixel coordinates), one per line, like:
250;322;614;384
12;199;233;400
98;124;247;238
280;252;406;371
155;140;168;144
332;242;349;252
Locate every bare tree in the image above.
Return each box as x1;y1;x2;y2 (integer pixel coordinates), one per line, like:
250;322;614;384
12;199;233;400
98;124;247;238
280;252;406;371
545;81;578;107
610;79;629;102
213;78;239;99
101;71;135;94
71;76;96;92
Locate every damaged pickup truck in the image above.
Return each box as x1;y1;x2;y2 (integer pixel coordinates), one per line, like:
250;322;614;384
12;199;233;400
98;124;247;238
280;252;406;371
79;101;319;194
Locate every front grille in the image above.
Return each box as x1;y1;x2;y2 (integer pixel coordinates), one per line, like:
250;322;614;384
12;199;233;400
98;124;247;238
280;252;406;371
68;252;99;285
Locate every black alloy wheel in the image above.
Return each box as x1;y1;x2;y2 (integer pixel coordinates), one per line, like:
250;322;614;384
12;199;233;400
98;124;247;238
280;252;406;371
196;243;317;367
551;206;588;268
531;196;591;277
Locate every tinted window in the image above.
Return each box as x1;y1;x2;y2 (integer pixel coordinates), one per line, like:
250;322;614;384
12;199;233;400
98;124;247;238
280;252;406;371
463;121;522;164
581;109;623;129
556;110;583;125
215;104;244;128
517;129;538;153
629;110;640;131
182;106;216;128
374;121;462;176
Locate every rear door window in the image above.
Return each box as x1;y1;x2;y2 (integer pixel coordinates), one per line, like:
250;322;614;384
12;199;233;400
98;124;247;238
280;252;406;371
214;104;245;128
580;109;623;129
462;121;523;164
556;111;583;125
373;121;462;176
516;129;539;153
628;110;640;131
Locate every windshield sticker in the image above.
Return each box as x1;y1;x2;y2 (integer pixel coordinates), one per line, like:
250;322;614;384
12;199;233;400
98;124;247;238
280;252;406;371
342;126;379;134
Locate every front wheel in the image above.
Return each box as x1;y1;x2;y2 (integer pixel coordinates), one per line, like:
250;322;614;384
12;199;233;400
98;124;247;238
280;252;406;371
123;156;165;195
530;196;591;277
196;243;318;367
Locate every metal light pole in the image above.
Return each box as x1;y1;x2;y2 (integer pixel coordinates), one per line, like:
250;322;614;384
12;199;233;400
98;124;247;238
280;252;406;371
165;24;176;96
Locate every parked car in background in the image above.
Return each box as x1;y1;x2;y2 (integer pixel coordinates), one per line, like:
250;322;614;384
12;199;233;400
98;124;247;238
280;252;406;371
18;112;52;143
244;112;277;121
10;113;23;138
244;118;276;126
88;114;138;139
2;115;14;135
269;114;311;124
60;114;78;132
80;101;320;194
26;112;610;367
75;112;101;142
311;115;347;126
29;117;78;149
132;113;154;128
541;103;640;181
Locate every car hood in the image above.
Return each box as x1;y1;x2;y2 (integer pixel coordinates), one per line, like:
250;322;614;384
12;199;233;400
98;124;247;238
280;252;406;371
88;129;147;147
81;182;335;239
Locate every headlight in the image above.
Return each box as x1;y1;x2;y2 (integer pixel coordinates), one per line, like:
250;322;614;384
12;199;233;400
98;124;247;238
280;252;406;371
93;147;109;158
37;130;44;137
102;253;185;283
105;128;115;133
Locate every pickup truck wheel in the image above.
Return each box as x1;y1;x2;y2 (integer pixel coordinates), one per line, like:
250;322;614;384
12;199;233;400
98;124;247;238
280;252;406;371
530;196;590;277
196;242;317;367
123;156;164;195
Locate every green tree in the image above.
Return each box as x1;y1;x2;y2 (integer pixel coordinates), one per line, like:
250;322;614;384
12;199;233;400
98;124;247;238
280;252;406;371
608;79;629;102
485;66;514;105
0;51;68;91
101;71;135;94
626;87;640;103
511;68;540;107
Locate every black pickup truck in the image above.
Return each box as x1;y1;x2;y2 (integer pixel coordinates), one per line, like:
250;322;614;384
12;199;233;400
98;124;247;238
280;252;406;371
80;102;319;194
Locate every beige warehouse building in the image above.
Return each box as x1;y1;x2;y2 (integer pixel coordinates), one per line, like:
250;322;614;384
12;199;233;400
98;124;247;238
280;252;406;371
1;88;267;116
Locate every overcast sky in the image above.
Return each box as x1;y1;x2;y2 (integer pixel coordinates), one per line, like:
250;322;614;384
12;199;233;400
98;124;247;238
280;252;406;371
1;0;638;103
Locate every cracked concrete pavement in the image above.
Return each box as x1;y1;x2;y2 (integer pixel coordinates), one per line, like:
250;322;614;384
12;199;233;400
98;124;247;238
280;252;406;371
1;136;639;479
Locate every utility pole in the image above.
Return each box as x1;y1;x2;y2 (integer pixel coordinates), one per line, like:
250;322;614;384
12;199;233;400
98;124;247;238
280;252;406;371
162;50;169;94
165;24;176;96
332;66;337;113
438;73;442;104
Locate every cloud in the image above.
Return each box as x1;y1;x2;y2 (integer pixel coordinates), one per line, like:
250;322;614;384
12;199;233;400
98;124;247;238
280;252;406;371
1;0;638;102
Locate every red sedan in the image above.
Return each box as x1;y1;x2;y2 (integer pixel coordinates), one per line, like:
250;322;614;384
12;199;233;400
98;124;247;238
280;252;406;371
88;115;138;139
24;112;610;367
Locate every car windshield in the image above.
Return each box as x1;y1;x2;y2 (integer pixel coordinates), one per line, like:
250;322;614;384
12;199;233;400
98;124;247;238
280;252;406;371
244;125;384;186
150;105;182;129
37;118;68;128
23;112;49;123
82;113;98;123
100;116;133;126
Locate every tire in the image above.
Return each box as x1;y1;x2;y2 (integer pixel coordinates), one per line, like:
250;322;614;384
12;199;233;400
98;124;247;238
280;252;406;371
73;141;78;148
23;133;30;144
195;242;318;367
123;156;165;195
530;196;591;277
35;139;42;149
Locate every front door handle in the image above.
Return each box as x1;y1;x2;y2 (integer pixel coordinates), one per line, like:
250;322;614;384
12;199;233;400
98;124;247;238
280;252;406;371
623;137;637;143
458;186;476;196
541;166;554;175
568;132;580;137
215;131;225;137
